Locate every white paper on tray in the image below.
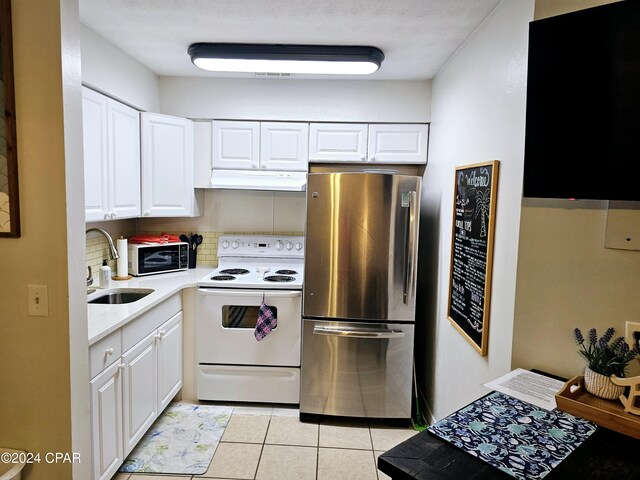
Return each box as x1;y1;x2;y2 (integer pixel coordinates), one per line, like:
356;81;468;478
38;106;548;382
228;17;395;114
483;368;566;411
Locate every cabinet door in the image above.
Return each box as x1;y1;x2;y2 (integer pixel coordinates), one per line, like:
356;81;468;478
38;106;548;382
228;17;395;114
122;331;158;456
90;361;123;480
108;99;140;219
212;120;260;169
308;123;368;162
141;113;195;217
367;124;429;164
82;87;110;222
157;312;183;411
260;122;309;171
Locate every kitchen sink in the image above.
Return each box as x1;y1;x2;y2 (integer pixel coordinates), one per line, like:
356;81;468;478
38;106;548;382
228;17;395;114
88;288;154;304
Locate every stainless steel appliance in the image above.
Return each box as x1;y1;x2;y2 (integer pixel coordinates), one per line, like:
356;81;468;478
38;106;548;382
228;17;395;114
128;242;189;276
196;235;304;404
301;172;420;421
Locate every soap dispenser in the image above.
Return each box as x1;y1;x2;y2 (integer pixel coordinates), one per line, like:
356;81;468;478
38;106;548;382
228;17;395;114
100;260;111;289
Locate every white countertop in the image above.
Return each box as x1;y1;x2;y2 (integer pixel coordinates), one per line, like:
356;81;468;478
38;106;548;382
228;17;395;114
87;267;212;345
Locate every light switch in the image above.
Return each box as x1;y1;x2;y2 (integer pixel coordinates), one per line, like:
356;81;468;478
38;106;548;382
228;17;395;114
28;284;49;317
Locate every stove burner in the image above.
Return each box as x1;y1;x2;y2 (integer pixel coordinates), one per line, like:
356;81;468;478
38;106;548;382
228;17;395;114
275;269;298;275
210;275;236;281
264;275;295;283
220;268;250;275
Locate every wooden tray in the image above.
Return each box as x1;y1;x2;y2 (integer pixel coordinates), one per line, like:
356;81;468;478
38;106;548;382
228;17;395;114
556;375;640;439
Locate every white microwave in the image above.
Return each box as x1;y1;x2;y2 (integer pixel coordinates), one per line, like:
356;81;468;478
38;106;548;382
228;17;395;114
128;242;189;276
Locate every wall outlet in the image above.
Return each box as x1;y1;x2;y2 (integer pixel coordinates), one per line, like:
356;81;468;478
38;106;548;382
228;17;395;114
625;321;640;351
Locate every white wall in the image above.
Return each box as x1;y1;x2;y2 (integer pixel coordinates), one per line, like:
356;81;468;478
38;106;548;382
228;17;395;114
159;76;431;122
80;24;160;111
418;0;534;421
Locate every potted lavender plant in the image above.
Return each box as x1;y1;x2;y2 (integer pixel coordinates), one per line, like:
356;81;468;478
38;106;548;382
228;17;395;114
574;327;640;400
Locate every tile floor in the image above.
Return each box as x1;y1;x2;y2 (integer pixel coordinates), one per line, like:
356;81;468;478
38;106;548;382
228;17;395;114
111;404;418;480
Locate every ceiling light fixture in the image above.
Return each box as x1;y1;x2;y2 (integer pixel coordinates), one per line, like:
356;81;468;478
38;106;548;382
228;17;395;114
188;43;384;75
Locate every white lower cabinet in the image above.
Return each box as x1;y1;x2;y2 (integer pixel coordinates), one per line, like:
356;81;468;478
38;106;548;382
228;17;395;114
89;296;183;480
90;361;124;480
157;313;184;411
122;330;158;455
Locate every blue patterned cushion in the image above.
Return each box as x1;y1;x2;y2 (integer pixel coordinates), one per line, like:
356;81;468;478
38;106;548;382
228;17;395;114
428;392;596;480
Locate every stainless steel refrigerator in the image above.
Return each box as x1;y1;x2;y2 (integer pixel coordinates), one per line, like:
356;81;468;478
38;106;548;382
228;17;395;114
301;171;421;421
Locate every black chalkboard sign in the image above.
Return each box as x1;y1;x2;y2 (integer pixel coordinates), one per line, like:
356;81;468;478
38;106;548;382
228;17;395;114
447;161;499;356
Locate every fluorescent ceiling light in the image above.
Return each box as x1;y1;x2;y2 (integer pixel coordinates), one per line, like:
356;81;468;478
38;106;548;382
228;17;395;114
188;43;384;75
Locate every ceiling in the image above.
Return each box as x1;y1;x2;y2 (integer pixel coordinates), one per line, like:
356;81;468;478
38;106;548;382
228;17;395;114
79;0;502;81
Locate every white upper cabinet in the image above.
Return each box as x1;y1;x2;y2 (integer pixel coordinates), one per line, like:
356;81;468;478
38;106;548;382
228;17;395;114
141;113;202;217
367;124;429;164
309;123;428;164
212;120;308;171
309;123;368;162
212;121;260;170
260;122;309;171
109;101;142;217
83;87;140;221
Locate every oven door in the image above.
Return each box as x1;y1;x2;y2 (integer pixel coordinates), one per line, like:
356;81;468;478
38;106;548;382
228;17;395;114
197;289;301;366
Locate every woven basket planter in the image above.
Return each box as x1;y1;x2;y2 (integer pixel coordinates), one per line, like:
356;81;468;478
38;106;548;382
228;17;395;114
584;367;626;400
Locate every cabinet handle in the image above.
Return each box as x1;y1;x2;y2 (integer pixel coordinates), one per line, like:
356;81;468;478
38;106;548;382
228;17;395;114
118;363;125;370
104;213;110;220
370;156;375;162
360;155;366;161
159;329;166;338
252;163;258;169
105;347;114;356
111;212;117;219
143;210;151;216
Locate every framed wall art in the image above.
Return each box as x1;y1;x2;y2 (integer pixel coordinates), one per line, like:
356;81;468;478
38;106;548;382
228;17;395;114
0;0;20;237
447;160;499;356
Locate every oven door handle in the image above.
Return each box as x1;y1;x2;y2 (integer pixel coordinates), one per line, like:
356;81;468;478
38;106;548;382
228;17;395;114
312;325;405;339
197;289;301;298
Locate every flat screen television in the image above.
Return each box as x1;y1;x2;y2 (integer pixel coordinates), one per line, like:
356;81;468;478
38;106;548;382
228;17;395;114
523;1;640;201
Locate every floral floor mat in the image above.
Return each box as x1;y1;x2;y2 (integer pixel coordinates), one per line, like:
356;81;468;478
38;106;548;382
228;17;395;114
119;402;233;475
428;392;596;480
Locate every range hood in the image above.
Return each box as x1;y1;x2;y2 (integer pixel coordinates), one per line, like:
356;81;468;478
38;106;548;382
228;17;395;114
210;169;307;191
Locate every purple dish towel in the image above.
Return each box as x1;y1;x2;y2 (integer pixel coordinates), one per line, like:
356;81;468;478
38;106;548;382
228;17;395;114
255;300;277;341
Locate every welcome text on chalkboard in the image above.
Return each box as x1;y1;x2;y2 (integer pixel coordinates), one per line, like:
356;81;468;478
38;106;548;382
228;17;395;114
447;160;499;356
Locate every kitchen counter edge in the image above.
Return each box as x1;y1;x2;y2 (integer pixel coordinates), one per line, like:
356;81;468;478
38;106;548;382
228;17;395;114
87;267;211;345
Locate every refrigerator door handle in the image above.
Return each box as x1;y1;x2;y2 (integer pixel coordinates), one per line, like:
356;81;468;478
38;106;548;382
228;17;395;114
313;325;405;339
403;190;418;305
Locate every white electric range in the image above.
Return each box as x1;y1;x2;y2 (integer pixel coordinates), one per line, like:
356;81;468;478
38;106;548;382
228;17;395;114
196;235;304;404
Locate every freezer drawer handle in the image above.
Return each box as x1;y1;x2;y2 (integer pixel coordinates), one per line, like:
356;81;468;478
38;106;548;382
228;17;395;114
312;326;405;339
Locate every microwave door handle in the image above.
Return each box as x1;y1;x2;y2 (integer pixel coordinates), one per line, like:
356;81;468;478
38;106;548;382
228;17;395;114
403;190;418;305
312;326;405;339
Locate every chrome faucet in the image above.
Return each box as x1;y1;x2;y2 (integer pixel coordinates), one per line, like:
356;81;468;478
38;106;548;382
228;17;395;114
85;228;119;288
85;227;120;260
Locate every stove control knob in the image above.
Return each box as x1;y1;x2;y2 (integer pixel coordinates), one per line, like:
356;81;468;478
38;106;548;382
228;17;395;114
222;240;230;249
285;241;293;251
231;240;239;249
295;242;303;251
275;241;284;251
